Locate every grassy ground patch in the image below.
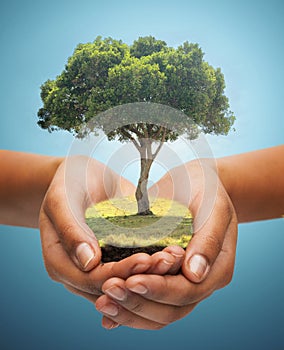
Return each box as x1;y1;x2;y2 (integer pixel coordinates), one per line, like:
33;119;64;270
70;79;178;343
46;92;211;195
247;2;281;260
85;196;193;248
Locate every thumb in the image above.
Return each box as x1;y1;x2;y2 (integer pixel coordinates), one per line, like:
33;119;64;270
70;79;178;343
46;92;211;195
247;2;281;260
70;223;102;272
42;189;101;272
182;197;233;283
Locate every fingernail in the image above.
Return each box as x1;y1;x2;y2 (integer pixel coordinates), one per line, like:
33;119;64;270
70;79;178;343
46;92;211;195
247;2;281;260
171;253;184;259
188;254;209;281
76;243;95;269
108;323;120;330
100;304;119;317
162;259;174;265
102;317;120;330
128;284;148;295
105;286;126;301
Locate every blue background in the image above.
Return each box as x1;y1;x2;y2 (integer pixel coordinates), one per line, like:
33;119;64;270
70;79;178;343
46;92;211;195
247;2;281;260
0;0;283;349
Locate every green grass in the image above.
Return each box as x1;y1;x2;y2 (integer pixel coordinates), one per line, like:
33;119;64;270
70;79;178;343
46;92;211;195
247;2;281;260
85;196;193;248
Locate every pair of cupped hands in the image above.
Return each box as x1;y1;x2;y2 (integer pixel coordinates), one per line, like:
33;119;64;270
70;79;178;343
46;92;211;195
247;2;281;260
39;156;238;330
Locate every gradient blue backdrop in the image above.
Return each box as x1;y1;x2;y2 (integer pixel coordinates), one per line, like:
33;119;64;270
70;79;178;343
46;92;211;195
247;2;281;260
0;0;283;349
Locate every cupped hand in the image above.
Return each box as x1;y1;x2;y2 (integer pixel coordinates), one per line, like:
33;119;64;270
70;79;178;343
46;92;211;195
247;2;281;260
39;156;185;310
40;155;136;271
95;159;238;329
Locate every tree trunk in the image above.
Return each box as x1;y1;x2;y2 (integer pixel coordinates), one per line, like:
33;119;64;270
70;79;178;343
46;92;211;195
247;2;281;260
133;137;165;215
135;153;153;215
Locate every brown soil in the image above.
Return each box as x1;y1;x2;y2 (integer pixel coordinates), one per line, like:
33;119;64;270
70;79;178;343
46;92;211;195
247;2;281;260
101;244;167;263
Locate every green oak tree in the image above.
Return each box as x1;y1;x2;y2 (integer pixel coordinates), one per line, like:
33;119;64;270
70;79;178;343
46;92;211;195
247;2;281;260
38;36;235;215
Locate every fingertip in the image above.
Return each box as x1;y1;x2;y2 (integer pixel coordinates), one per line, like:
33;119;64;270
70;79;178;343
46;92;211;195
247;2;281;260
151;251;176;264
146;251;176;275
125;279;148;296
182;254;210;283
75;242;101;271
128;253;152;273
163;245;185;259
125;274;144;289
102;316;120;330
127;283;149;295
162;246;185;275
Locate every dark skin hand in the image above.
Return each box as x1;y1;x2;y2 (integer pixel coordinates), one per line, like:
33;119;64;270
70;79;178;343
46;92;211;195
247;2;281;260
96;158;238;329
2;147;283;330
39;155;186;327
96;146;284;330
0;151;185;328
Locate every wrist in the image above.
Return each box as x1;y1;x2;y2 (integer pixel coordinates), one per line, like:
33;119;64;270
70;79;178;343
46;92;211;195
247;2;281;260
215;158;234;198
47;156;65;182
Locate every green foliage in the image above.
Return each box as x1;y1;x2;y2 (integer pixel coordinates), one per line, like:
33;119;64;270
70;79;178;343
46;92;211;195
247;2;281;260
130;36;167;58
38;36;236;215
38;36;235;138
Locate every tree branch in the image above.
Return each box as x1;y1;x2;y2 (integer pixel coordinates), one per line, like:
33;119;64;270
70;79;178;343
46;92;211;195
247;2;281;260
157;125;165;138
143;124;149;139
149;124;166;140
120;128;141;151
153;127;167;159
127;124;144;138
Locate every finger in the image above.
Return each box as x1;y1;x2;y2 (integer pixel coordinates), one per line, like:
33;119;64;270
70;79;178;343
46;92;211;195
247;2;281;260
42;156;119;272
41;199;101;272
42;179;101;272
40;214;153;294
145;247;185;276
101;317;120;330
101;278;195;325
162;245;185;274
146;251;175;274
126;274;207;306
183;189;234;283
125;219;237;306
139;246;185;275
95;294;165;330
151;161;232;283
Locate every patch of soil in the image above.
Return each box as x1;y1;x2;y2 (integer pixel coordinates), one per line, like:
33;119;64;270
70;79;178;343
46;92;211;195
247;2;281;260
101;244;167;263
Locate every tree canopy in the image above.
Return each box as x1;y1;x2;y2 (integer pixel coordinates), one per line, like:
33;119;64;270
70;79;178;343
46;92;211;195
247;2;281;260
38;35;235;137
38;36;235;214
